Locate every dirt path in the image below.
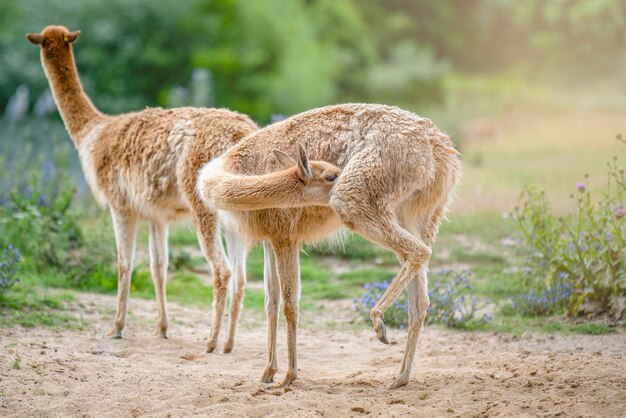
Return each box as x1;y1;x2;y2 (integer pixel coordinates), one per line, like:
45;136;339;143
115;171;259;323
1;293;624;417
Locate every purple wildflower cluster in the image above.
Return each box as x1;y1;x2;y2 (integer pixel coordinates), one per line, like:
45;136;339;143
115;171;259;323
510;283;572;316
354;279;409;328
269;114;287;124
353;270;491;329
0;244;22;295
427;270;492;327
1;157;61;209
513;160;625;318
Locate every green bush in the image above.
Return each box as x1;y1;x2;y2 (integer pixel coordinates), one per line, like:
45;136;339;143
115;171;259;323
0;167;115;284
0;244;22;296
0;172;82;271
512;139;625;320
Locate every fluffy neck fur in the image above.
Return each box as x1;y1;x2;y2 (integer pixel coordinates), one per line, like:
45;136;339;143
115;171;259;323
41;43;102;143
205;170;311;211
199;156;340;212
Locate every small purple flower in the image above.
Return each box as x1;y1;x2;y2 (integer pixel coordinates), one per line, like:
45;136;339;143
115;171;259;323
576;182;586;193
270;114;287;124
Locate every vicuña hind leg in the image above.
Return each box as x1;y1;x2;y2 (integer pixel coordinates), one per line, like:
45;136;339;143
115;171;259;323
195;209;231;353
390;268;429;389
261;241;280;383
272;242;300;388
148;220;169;338
332;199;431;388
108;210;138;339
223;229;247;353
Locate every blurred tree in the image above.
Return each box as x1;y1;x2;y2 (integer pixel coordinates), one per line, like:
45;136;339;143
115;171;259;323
0;0;622;123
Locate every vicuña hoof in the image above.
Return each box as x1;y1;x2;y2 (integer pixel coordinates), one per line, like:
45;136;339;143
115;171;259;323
153;329;168;339
261;367;277;383
389;374;409;389
223;341;234;354
275;371;297;388
107;328;122;339
373;317;389;344
206;339;217;353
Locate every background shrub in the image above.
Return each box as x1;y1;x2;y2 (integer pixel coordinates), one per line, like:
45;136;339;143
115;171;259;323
0;244;22;296
512;139;625;320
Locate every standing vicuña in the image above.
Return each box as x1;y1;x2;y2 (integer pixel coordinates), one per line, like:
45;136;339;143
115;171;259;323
198;103;461;388
27;25;258;352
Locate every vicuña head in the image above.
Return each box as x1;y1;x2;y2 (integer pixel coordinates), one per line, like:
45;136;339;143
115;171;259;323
272;144;341;206
27;25;80;52
26;26;100;141
198;144;341;211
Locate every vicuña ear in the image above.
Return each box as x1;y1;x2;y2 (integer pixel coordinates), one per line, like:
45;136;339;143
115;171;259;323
26;33;45;45
65;30;80;44
273;149;296;168
296;144;311;182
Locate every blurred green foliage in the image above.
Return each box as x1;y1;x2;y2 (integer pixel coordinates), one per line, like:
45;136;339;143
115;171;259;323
3;0;622;123
0;0;448;121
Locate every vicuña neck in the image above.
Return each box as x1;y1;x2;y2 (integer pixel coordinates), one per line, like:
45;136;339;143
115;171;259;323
41;46;103;144
210;171;304;211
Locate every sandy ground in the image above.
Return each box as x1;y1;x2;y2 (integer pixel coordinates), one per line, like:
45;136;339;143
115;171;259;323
1;293;625;417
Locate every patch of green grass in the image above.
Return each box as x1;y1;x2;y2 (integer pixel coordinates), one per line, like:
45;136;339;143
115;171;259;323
470;271;527;299
478;308;618;335
448;248;507;266
301;282;345;300
541;322;617;335
338;268;394;284
0;285;83;330
168;224;199;246
12;357;20;370
246;246;265;282
438;213;516;243
300;257;332;282
128;270;267;312
306;234;397;264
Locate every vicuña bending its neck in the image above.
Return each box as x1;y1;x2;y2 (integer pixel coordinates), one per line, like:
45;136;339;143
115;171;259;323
198;148;341;212
206;171;310;211
29;26;103;143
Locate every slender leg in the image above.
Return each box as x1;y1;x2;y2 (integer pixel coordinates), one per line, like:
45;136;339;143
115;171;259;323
339;211;431;343
195;210;231;353
332;198;431;388
273;242;301;388
390;267;429;388
261;241;280;383
107;210;138;338
149;220;169;338
223;229;247;353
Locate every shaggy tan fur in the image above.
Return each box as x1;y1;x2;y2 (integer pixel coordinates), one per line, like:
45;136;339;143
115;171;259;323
198;103;461;389
27;26;258;350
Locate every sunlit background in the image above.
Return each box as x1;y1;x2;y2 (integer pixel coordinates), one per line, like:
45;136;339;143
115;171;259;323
0;0;624;334
2;0;624;212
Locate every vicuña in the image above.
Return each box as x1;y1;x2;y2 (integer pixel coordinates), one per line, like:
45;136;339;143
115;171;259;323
27;25;257;353
198;103;461;388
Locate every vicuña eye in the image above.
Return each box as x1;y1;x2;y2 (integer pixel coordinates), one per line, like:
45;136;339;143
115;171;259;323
325;175;337;182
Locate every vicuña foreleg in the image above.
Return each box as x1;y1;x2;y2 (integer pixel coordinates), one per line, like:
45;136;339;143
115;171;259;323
272;241;301;388
148;220;169;338
261;241;280;383
108;211;138;338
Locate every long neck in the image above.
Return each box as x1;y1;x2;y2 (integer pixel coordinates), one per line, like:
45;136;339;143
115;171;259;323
207;171;305;211
41;46;103;144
